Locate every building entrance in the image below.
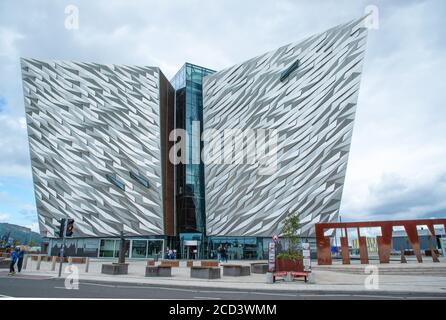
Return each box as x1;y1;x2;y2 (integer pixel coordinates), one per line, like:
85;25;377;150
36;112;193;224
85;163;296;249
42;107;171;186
182;240;200;259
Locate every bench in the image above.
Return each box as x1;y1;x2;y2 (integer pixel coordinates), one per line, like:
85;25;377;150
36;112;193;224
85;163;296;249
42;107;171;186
191;267;221;279
250;263;268;274
159;259;180;267
222;264;251;276
145;266;172;277
200;260;219;267
101;263;129;275
290;271;309;283
273;271;309;282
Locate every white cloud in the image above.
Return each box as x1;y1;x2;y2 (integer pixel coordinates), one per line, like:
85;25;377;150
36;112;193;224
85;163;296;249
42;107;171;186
0;213;10;222
26;222;39;233
0;114;32;178
0;27;24;59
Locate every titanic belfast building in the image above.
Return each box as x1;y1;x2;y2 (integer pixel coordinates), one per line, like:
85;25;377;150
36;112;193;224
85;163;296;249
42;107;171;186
21;17;369;259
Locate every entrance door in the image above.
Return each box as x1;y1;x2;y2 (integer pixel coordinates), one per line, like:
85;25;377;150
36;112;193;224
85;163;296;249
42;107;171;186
183;240;199;259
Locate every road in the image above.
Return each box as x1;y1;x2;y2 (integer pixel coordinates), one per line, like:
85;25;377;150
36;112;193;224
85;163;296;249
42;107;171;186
1;273;446;300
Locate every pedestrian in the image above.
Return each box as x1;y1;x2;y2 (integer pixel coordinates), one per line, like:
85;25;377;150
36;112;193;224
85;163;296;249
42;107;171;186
168;248;173;259
9;247;19;276
217;245;222;262
221;245;228;263
165;247;170;259
17;246;26;273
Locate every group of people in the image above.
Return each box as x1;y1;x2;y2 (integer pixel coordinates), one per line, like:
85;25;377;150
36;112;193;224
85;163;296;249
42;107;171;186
8;246;26;276
217;245;228;263
165;247;177;259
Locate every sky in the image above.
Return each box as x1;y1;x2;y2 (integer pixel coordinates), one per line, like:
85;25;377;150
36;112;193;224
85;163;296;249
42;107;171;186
0;0;445;233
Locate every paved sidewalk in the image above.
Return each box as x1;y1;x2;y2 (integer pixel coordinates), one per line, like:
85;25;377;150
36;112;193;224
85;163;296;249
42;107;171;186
11;258;446;294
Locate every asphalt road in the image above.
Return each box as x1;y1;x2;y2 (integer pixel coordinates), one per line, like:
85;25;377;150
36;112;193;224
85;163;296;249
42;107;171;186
1;273;446;300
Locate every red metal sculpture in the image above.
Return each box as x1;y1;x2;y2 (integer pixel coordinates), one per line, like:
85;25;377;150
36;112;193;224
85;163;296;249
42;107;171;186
315;219;446;265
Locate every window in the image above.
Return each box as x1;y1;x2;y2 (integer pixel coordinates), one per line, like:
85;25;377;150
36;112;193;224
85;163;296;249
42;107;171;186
130;171;150;188
99;239;115;257
106;174;125;190
280;59;300;82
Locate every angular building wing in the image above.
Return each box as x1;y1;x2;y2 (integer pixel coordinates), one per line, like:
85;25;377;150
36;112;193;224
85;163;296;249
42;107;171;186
203;18;368;237
21;59;174;238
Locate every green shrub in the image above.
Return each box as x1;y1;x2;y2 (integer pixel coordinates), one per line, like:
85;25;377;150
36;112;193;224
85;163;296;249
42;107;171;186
276;251;302;260
277;211;302;259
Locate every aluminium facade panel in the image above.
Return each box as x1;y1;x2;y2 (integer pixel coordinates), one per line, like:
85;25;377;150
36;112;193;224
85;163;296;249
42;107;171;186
21;59;169;238
203;17;369;237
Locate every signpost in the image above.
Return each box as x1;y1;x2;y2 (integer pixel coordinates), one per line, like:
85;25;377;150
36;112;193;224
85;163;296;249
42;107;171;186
440;238;446;257
302;242;311;272
58;219;67;278
268;242;276;272
57;218;74;278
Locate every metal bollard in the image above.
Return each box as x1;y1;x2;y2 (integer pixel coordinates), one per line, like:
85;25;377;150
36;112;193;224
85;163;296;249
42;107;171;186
23;255;29;270
51;256;57;271
85;257;90;273
36;255;42;270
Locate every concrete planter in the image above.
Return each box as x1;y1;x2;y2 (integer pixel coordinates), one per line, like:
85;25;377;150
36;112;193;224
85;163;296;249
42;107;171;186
200;260;219;267
191;267;221;279
101;263;129;275
0;259;11;269
222;265;251;276
69;257;86;264
250;263;268;274
159;259;180;267
145;266;172;277
147;259;155;266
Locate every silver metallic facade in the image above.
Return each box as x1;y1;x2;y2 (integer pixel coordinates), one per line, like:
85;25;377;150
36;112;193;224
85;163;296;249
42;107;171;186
203;18;368;237
22;59;166;238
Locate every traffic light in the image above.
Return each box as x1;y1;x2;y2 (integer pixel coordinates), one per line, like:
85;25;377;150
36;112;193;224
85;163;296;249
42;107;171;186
58;218;66;238
66;219;74;237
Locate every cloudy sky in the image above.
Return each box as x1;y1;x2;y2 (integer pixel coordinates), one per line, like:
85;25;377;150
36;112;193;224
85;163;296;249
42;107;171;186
0;0;445;232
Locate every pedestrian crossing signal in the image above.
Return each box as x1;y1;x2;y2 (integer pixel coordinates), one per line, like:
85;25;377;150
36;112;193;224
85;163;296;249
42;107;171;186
66;219;74;237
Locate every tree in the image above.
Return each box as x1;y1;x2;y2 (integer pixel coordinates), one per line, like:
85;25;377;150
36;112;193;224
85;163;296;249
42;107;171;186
28;239;37;247
12;239;20;247
277;211;302;260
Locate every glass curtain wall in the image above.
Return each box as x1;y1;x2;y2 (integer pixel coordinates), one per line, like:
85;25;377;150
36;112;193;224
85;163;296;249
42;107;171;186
171;64;215;243
99;239;164;258
208;237;264;260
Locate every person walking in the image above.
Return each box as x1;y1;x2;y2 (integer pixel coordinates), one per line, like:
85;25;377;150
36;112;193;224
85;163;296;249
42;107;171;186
8;247;19;276
17;246;26;273
217;245;222;262
221;245;228;263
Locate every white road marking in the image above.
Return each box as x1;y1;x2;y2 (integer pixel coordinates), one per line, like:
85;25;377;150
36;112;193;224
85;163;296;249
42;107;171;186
199;290;251;295
251;291;297;297
300;294;351;297
81;282;114;288
194;296;221;300
0;294;14;298
115;285;198;292
352;294;404;299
